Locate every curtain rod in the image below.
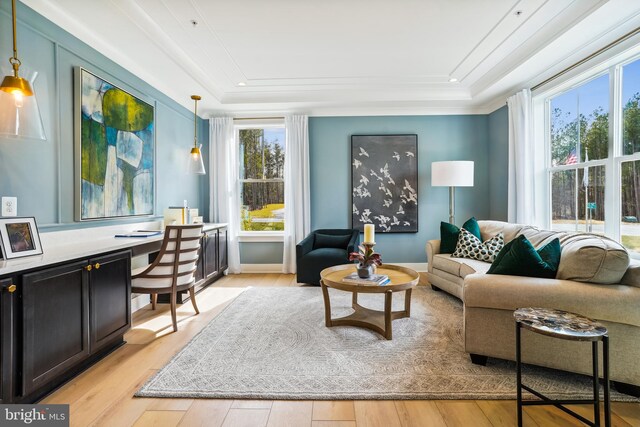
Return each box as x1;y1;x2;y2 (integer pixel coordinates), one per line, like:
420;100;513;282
531;26;640;92
233;117;284;121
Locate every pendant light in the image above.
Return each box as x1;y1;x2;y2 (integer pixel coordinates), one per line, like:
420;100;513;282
187;95;206;174
0;0;46;140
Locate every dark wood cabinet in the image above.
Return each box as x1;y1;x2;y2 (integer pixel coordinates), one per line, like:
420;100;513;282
218;227;228;272
22;261;90;396
203;229;219;280
89;251;131;353
0;277;16;404
19;250;131;400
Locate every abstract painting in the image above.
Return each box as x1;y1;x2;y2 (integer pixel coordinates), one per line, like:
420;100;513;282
351;135;418;233
0;217;43;260
75;68;154;220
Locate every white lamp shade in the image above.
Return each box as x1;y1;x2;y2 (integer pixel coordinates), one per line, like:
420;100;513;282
431;161;474;187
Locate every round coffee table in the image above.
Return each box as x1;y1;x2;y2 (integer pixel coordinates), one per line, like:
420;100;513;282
319;264;419;340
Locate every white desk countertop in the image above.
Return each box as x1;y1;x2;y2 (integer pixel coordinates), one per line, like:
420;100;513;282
0;222;227;276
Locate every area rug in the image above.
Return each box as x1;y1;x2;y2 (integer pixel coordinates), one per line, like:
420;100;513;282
136;287;637;401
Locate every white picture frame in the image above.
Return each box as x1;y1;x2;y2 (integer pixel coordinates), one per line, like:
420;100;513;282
0;217;43;260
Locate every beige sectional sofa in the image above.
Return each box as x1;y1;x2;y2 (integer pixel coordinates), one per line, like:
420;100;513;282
426;220;640;395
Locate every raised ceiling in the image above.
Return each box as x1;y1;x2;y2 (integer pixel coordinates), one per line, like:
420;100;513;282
21;0;640;116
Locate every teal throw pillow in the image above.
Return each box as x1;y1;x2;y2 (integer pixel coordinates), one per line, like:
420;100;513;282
487;235;561;279
314;233;351;250
440;217;481;253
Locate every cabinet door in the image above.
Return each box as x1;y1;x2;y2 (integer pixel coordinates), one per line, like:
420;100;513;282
194;235;205;283
203;230;218;279
217;227;228;273
0;277;16;404
89;251;131;353
22;261;90;396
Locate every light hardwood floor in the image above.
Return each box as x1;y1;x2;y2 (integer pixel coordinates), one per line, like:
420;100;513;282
41;274;640;427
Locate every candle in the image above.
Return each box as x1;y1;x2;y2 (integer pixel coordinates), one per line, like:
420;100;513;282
364;224;375;244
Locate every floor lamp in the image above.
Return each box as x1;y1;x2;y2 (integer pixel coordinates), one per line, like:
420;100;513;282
431;161;474;224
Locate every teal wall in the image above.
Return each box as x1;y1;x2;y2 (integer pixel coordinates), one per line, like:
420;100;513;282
0;2;208;231
488;106;509;221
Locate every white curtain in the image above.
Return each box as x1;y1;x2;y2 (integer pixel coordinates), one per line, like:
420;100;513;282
507;89;535;225
282;115;311;273
209;117;241;274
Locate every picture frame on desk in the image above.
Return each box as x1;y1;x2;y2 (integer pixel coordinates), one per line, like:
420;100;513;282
0;217;43;260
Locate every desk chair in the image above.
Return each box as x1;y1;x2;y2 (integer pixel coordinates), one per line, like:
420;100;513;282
132;224;203;332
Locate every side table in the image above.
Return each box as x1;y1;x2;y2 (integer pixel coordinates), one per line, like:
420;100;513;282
514;307;610;427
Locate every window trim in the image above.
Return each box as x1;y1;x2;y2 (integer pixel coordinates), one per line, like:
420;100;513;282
234;120;286;237
535;46;640;257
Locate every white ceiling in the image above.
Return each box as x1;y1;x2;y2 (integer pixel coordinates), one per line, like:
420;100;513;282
21;0;640;116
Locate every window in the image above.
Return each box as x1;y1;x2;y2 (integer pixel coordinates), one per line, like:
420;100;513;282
543;55;640;255
237;125;286;233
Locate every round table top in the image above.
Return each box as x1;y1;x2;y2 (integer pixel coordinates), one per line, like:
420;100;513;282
320;264;419;293
514;307;608;342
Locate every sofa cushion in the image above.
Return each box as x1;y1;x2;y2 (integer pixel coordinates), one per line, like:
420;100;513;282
459;259;492;277
432;254;463;276
478;220;530;244
621;260;640;288
314;233;351;250
555;234;629;284
487;235;561;279
452;229;504;262
440;217;482;253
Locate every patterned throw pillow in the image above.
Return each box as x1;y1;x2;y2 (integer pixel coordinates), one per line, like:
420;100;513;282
452;228;504;262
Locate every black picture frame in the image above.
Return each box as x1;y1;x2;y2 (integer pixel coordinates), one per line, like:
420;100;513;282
351;135;418;233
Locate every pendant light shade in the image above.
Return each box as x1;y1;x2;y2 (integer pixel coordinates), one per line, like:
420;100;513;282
187;95;205;174
0;0;46;140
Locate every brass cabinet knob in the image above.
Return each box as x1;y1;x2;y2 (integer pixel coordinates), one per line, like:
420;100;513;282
7;284;16;293
85;265;92;271
94;263;101;269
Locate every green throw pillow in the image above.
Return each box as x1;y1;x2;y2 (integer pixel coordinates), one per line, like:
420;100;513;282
440;217;481;253
487;235;561;279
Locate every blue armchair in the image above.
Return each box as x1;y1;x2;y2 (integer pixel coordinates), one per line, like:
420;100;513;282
296;229;360;285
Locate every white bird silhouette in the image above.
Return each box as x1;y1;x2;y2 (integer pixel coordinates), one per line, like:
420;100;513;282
370;170;382;181
393;151;400;161
380;223;391;232
353;204;359;215
387;176;395;186
406;192;417;204
352;159;362;169
383;199;392;207
403;221;411;226
361;188;371;198
380;163;390;177
360;175;369;185
374;214;390;224
396;205;405;215
405;151;415;158
359;147;369;157
403;179;415;193
385;188;393;198
360;209;372;223
391;216;400;226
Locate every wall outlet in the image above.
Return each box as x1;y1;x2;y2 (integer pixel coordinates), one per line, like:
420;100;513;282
1;197;17;217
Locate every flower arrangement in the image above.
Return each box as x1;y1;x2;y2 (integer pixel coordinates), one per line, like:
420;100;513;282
349;244;382;268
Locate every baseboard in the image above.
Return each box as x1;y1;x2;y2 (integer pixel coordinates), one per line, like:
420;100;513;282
238;262;427;274
241;263;284;273
391;262;428;272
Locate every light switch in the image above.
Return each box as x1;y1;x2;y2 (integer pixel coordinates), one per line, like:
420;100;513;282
1;197;17;217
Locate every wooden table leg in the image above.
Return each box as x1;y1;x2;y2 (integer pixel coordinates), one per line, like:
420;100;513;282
320;280;332;327
384;290;393;340
352;291;358;308
404;288;412;317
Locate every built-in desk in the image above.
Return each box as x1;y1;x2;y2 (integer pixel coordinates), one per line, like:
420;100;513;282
0;222;227;404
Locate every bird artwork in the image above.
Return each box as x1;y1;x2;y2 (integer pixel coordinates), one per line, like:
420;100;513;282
403;179;415;193
351;135;418;233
